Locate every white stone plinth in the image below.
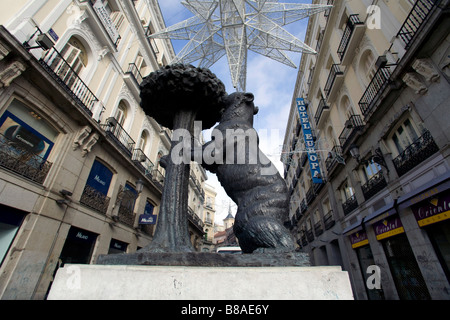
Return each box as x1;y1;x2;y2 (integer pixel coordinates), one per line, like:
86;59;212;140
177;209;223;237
47;264;353;300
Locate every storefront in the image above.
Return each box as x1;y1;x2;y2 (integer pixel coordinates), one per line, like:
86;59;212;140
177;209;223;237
370;214;430;300
0;205;27;267
108;238;128;254
345;222;385;300
400;174;450;283
59;226;98;265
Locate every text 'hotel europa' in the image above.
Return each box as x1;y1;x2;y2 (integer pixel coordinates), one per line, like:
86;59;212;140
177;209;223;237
296;98;323;184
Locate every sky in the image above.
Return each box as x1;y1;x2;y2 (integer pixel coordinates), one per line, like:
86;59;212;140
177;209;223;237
157;0;311;224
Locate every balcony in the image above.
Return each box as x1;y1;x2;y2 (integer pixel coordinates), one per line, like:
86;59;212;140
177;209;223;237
342;194;358;215
39;48;98;116
323;210;335;230
85;0;121;48
325;145;344;176
397;0;437;49
188;206;205;234
0;132;53;184
393;129;439;177
132;148;154;178
324;64;344;101
101;117;136;157
306;185;316;205
80;184;110;214
361;171;387;201
339;115;365;151
151;168;165;191
314;221;323;236
306;229;314;242
300;199;308;215
337;14;365;66
314;98;330;127
190;174;205;201
358;66;392;119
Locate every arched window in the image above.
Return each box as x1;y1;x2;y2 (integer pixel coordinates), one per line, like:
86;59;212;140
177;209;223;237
50;36;89;89
138;130;148;153
339;95;356;125
115;100;128;127
359;49;377;85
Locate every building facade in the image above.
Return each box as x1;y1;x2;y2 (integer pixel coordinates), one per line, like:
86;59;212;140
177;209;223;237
0;0;213;300
200;182;217;252
282;0;450;299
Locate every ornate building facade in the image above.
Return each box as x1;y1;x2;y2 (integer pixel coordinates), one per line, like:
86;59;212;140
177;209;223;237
0;0;212;299
282;0;450;299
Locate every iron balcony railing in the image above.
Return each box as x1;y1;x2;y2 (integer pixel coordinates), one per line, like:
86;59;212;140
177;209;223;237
361;171;388;201
132;148;155;178
188;206;205;232
323;210;335;230
324;0;334;18
40;48;98;116
393;129;439;177
314;98;330;125
190;174;205;200
101;117;136;157
300;199;308;215
339;115;365;151
397;0;437;49
325;145;343;173
80;184;110;214
126;63;144;86
0;132;53;184
324;64;343;98
87;0;121;46
314;221;323;236
337;14;364;61
342;194;358;215
306;229;314;242
358;66;392;118
151;168;165;191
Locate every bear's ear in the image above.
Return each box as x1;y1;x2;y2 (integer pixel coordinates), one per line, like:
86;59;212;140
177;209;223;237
244;92;254;102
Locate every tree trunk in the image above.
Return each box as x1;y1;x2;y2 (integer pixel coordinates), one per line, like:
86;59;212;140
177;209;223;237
142;109;196;252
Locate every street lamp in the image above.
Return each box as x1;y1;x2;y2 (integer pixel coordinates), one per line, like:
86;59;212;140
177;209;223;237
136;178;144;194
349;144;389;172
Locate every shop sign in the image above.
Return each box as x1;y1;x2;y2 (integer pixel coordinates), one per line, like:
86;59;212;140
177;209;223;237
86;160;113;195
411;191;450;227
139;214;157;225
296;98;323;184
350;230;369;249
373;216;404;241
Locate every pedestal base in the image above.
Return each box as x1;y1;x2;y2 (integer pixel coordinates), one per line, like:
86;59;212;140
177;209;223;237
47;264;354;300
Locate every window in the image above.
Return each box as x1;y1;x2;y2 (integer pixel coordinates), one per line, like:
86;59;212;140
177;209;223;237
51;37;88;89
80;159;113;213
342;180;355;201
144;200;155;215
115;101;128;127
391;118;419;155
364;159;382;181
359;49;377;85
0;99;58;164
138;130;148;153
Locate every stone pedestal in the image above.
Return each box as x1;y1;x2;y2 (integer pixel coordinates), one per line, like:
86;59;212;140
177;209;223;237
47;264;353;300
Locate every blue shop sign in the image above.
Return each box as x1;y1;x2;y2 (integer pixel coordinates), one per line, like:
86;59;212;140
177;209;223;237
86;160;113;195
296;98;323;184
139;214;157;225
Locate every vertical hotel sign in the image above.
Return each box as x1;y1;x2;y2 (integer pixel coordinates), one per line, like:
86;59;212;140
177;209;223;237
296;98;323;184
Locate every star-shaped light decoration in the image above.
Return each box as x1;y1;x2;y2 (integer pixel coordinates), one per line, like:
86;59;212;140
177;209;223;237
149;0;332;91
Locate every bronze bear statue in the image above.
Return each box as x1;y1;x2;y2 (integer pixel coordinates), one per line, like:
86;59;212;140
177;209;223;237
197;92;295;253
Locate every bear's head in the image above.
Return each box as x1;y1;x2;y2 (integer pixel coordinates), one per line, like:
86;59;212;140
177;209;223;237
220;92;259;124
